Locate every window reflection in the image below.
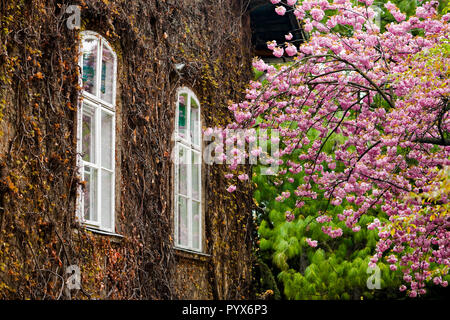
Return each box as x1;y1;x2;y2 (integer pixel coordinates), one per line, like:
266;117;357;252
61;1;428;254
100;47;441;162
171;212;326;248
101;45;115;104
82;38;98;95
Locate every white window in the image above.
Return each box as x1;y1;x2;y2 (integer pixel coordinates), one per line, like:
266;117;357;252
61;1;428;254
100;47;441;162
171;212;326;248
77;31;117;232
174;88;202;251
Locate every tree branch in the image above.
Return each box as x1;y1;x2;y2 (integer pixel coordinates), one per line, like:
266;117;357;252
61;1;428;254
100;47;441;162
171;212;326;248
414;137;450;146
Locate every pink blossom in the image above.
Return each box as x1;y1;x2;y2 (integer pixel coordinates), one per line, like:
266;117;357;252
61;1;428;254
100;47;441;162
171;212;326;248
365;35;377;47
295;200;305;208
384;1;405;22
316;215;332;223
331;198;342;206
306;238;318;247
285;32;293;41
285;211;295;222
433;277;442;285
360;0;374;6
275;6;286;16
304;23;313;32
367;219;380;230
310;8;325;21
386;255;398;264
252;58;268;72
319;0;330;9
294;9;305;20
226;185;236;193
203;127;213;137
285;44;297;56
384;1;396;11
286;0;297;6
267;40;277;51
238;173;249;181
250;148;261;157
393;12;406;22
273;47;284;58
416;7;428;19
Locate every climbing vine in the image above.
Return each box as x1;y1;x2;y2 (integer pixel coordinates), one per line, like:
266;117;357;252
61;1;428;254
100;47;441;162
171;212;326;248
0;0;254;299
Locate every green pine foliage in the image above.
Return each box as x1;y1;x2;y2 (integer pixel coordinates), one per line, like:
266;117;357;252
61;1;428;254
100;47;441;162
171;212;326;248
253;130;403;300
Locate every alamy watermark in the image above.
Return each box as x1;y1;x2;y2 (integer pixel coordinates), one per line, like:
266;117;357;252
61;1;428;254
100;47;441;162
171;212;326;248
65;264;81;298
367;265;381;290
66;5;81;30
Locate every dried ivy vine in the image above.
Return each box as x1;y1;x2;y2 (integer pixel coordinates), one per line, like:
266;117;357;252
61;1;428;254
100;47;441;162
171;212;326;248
0;0;255;299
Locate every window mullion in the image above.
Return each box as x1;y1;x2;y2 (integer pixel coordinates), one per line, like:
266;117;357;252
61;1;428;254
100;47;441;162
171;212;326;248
112;44;117;107
77;101;83;222
95;39;102;227
96;105;102;227
198;149;202;251
185;93;190;249
197;97;201;151
175;100;179;138
80;161;85;222
187;92;191;145
110;113;116;232
187;150;192;249
96;39;102;99
174;143;179;246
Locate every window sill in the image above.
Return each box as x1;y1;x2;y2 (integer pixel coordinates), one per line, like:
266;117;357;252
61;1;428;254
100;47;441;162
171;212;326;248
174;246;211;262
84;226;123;242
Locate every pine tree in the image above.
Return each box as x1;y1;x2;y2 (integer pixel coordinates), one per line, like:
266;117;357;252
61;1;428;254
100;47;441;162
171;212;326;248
253;130;403;299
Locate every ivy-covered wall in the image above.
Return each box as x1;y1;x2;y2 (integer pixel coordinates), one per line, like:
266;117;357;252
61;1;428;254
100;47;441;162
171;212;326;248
0;0;254;299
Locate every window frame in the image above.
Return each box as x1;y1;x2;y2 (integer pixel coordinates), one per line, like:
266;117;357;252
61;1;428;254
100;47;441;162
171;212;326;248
174;87;203;252
78;31;117;110
76;31;117;233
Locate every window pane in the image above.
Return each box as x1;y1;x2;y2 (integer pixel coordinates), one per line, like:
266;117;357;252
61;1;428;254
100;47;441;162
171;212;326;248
83;166;97;222
82;105;95;163
190;97;200;145
82;38;98;95
177;196;188;246
178;93;188;139
192;151;200;200
100;44;115;104
178;146;188;196
101;111;113;169
101;170;113;230
192;201;200;250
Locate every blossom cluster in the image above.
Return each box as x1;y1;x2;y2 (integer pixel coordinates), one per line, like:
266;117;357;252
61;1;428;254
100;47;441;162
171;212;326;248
227;0;449;297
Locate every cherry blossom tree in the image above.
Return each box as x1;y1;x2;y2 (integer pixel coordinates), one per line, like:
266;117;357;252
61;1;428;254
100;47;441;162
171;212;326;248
225;0;449;297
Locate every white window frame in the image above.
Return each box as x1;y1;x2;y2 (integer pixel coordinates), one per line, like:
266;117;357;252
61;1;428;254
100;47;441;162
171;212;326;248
174;87;203;252
76;31;117;233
